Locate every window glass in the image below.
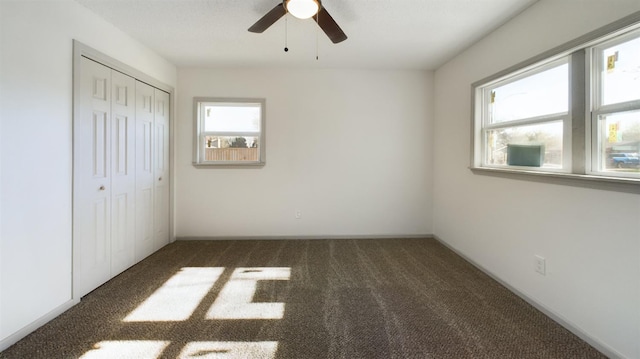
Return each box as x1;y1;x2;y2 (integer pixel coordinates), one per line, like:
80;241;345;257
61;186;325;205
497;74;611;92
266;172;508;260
486;121;563;167
203;104;261;133
489;63;568;124
597;110;640;173
205;136;260;149
204;136;259;162
601;36;640;106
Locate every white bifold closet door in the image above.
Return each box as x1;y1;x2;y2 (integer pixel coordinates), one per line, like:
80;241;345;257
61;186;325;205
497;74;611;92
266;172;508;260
133;81;155;261
153;87;170;252
134;81;170;261
75;57;169;298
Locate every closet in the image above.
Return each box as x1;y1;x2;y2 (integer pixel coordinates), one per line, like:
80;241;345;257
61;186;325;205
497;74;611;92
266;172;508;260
74;56;170;298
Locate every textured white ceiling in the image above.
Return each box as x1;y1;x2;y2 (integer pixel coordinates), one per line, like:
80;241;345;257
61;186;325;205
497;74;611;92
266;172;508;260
74;0;538;70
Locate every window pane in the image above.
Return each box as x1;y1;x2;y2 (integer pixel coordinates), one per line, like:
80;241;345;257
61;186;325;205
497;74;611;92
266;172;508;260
205;136;259;149
204;136;259;162
601;36;640;106
489;63;568;124
597;111;640;173
486;122;563;167
203;104;261;132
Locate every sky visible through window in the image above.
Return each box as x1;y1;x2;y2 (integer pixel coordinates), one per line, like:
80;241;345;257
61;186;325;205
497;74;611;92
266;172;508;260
490;63;568;125
602;36;640;106
204;104;261;133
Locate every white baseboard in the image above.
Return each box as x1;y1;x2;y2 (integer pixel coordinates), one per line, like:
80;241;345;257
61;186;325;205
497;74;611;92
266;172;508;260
432;235;625;359
177;234;434;241
0;299;78;352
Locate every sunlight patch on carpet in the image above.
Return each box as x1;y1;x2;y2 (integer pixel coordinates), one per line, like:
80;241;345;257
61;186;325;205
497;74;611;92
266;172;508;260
178;341;278;359
79;340;170;359
124;267;224;322
206;267;291;320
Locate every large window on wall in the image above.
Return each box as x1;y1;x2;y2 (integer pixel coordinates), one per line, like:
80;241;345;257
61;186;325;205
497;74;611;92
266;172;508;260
193;98;266;166
472;15;640;185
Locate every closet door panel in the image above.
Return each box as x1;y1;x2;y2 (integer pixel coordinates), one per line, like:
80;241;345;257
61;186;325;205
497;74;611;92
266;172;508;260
75;57;112;297
135;81;156;261
154;89;170;250
110;71;136;275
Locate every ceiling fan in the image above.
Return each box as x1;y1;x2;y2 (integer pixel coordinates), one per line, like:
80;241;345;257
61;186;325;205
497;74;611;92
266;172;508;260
248;0;347;44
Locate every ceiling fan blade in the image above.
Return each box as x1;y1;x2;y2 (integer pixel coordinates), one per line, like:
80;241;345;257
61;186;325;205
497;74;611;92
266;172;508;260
313;6;347;44
248;3;287;33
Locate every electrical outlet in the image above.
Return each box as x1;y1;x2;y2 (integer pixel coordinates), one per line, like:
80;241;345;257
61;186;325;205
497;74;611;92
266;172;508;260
295;210;302;219
534;255;546;275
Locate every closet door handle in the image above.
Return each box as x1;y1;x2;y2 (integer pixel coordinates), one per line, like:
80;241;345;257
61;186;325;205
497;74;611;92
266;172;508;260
158;177;163;181
99;185;106;191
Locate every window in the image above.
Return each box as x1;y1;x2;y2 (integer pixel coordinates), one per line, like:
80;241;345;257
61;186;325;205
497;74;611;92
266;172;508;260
472;16;640;185
590;31;640;177
193;98;265;166
480;59;569;170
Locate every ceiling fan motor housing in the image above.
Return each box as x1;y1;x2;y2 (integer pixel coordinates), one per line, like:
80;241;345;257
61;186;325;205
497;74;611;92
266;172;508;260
285;0;320;19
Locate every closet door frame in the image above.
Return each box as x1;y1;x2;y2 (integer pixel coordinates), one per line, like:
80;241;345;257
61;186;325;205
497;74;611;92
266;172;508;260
72;41;175;300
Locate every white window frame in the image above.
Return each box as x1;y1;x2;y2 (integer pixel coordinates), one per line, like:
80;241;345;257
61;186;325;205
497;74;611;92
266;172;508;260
478;57;571;172
193;97;266;167
471;11;640;192
587;29;640;179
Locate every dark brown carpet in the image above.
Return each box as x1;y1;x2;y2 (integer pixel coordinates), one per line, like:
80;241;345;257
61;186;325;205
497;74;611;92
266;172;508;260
0;238;605;358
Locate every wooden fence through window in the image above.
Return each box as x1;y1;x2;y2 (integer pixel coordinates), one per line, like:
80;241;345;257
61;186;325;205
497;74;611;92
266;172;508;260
205;148;259;161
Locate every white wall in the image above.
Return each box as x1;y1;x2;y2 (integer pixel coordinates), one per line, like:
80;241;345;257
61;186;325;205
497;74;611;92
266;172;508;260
0;0;176;349
177;68;433;238
433;1;640;358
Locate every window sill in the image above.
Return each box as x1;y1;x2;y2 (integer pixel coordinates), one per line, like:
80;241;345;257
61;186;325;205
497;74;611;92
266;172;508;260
193;161;265;168
470;166;640;194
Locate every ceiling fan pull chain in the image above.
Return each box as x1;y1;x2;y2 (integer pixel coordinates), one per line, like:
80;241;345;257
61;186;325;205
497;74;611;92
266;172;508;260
284;13;289;52
315;12;319;60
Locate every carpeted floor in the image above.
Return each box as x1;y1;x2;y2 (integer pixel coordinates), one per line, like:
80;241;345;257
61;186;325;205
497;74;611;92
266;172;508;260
0;238;606;358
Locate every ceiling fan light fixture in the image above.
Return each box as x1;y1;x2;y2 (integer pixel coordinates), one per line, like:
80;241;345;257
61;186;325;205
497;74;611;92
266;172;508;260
285;0;319;19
